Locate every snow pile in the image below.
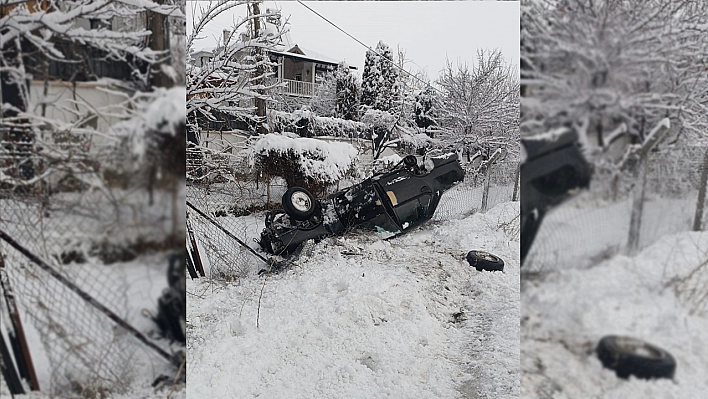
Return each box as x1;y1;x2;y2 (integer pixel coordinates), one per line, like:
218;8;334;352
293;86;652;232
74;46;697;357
251;133;359;185
187;202;520;398
522;231;708;398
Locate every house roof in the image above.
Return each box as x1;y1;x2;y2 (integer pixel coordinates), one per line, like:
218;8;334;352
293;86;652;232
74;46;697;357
192;21;356;70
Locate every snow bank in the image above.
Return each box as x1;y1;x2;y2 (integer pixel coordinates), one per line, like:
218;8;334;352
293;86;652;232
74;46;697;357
522;231;708;398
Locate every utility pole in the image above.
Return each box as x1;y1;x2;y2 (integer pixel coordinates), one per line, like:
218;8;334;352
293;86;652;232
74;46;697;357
148;0;173;88
251;1;267;135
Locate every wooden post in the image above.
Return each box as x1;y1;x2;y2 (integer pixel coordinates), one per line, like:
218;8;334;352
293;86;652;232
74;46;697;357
0;251;40;391
693;147;708;231
148;0;172;89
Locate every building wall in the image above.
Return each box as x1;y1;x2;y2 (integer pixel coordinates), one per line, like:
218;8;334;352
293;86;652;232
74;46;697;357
283;58;314;82
27;80;133;138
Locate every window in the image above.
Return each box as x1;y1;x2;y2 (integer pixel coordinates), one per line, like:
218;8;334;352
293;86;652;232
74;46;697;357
360;213;400;236
394;194;432;229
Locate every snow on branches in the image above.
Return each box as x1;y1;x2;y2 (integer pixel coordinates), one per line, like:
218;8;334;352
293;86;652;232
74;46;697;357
361;40;399;113
521;0;708;147
436;49;520;162
187;1;285;133
335;62;360;121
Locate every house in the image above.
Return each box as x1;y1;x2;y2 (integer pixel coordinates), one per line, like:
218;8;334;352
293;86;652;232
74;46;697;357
191;23;356;99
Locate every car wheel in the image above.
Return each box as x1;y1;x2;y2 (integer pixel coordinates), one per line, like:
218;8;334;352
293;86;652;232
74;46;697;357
282;187;317;221
467;250;504;272
596;336;676;380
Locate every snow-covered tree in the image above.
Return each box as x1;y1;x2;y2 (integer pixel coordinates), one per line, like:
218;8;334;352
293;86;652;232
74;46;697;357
360;40;399;112
335;62;360;121
360;48;378;109
309;72;336;117
413;86;437;133
436;49;520;161
187;1;285;135
1;0;184;185
521;0;708;149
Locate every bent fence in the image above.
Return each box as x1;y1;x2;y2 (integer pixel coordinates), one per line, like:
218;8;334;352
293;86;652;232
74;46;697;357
1;128;182;397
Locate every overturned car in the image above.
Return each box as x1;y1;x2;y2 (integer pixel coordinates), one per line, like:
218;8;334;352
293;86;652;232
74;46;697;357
258;153;465;256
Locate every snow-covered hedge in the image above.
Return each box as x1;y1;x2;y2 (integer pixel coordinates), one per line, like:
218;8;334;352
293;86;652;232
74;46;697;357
269;109;368;139
250;133;359;195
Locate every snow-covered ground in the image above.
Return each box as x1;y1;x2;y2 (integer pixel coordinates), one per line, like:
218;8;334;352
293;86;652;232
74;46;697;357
522;230;708;398
187;202;520;398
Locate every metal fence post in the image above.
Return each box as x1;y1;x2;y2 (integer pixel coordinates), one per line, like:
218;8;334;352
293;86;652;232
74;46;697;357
480;149;502;213
512;163;520;202
626;119;671;255
693;147;708;231
481;164;492;212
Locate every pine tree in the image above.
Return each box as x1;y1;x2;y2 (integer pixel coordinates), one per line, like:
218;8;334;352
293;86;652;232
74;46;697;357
361;48;378;108
335;62;360;121
360;41;399;113
375;41;398;112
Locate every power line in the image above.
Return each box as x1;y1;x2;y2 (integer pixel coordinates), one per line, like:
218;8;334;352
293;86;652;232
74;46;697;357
295;0;441;95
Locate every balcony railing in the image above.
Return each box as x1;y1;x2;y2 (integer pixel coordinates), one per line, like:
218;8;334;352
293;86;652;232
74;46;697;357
276;79;319;97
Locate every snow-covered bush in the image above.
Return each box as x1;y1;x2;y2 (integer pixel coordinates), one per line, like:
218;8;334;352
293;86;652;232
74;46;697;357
310;73;337;117
361;108;398;158
413;86;437;131
250;133;359;196
269;109;367;139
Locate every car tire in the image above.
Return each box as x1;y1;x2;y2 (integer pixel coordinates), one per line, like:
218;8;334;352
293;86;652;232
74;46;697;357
467;250;504;272
282;187;317;221
596;336;676;380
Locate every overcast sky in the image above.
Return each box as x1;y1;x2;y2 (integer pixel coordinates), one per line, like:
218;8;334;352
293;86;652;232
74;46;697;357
188;1;519;79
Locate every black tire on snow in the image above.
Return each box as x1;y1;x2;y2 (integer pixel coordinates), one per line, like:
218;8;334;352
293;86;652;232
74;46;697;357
596;336;676;380
282;187;317;221
467;250;504;272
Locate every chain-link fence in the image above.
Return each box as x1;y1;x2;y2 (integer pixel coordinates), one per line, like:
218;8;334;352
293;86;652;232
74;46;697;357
186;139;519;280
1;126;183;396
524;146;708;273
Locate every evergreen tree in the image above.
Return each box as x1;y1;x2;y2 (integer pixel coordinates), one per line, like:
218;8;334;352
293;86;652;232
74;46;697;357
361;40;399;112
335;62;360;121
310;72;336;117
360;48;378;108
375;41;398;112
413;86;437;132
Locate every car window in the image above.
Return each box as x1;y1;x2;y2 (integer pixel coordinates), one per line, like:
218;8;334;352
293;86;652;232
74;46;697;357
435;170;461;188
360;212;401;236
394;194;431;230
